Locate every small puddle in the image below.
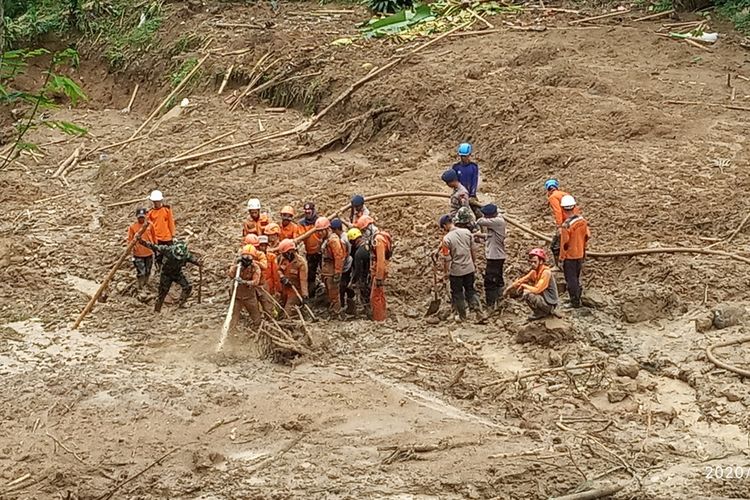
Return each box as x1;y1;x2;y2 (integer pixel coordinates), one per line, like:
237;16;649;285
65;274;100;297
1;319;128;375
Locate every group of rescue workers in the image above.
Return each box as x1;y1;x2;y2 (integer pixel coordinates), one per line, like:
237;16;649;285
125;141;590;327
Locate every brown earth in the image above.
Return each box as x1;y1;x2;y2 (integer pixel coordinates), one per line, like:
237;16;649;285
2;2;750;499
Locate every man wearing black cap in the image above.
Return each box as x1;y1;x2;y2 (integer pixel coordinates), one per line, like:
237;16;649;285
127;208;157;290
475;204;506;310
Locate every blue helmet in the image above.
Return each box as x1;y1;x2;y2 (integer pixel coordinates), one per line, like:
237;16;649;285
457;143;472;156
441;169;458;183
351;194;365;207
544;179;559;190
480;204;498;216
330;218;343;230
438;214;452;228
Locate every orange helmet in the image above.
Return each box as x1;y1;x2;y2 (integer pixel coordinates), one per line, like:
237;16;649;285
278;239;296;253
264;223;281;235
241;244;256;256
355;215;374;230
280;205;295;216
243;234;260;246
314;217;331;230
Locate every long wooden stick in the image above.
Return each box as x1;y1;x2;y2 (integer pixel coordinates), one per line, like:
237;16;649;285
229;52;272;112
706;336;750;378
95;446;183;500
726;212;750;244
217;264;242;352
122;52;210;147
73;222;150;329
83;136;145;160
569;9;631;25
123;84;139;113
52;148;80;177
116;129;237;189
183;154;239;172
170;23;470;166
320;191;750;265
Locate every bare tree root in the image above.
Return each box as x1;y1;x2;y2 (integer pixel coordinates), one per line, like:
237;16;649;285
706;336;750;378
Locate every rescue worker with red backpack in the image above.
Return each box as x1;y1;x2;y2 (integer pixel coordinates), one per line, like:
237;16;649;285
356;216;393;322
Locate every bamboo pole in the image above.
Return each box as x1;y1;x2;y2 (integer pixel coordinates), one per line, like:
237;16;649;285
73;222;151;329
569;9;631;25
217;264;242;352
121;52;210;148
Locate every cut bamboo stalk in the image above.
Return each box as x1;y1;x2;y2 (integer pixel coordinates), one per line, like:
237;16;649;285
120;52;211;149
106;197;146;208
569;9;631;25
73;222;151;329
52;148;80;177
183;154;239;172
116;129;237;189
122;84;139;114
684;38;712;52
218;64;234;95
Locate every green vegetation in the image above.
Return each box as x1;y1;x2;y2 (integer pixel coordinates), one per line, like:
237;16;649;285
3;0;165;71
0;47;88;167
716;0;750;33
367;0;413;14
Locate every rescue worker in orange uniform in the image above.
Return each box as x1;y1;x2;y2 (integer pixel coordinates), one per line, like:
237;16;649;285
253;235;276;317
300;202;322;296
276;239;309;316
264;223;281;248
559;195;590;309
316;216;345;316
367;221;392;322
242;234;267;271
128;208;157;290
279;206;303;241
242;198;269;237
228;245;262;331
545;179;581;265
504;248;559;321
146;190;176;268
258;234;281;302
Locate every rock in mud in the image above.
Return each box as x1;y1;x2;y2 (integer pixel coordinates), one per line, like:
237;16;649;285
694;315;713;333
581;289;610;309
614;354;640;379
719;384;745;403
515;317;575;346
607;389;629;403
712;303;746;330
621;284;679;323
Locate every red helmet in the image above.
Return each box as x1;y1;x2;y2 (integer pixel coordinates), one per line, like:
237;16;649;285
244;234;260;246
528;248;547;261
314;217;331;230
278;239;296;253
355;215;374;230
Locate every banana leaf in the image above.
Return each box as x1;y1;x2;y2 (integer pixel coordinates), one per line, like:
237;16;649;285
362;4;436;38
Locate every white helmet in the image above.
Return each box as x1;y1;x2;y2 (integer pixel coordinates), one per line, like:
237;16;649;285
560;195;576;209
149;190;164;202
247;198;261;210
258;235;269;244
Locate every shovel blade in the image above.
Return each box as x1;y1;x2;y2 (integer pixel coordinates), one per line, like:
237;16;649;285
426;297;440;316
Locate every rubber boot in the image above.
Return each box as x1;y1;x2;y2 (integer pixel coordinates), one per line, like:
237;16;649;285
154;296;165;313
178;286;192;308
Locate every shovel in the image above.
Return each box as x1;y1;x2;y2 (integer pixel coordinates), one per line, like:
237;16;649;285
426;259;441;317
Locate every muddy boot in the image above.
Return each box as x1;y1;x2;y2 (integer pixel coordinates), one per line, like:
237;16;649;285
154;296;165;313
527;310;548;321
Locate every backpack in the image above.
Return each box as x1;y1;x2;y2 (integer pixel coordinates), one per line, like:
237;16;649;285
367;231;394;261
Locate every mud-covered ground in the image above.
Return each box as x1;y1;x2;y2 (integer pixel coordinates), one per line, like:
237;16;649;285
2;2;750;498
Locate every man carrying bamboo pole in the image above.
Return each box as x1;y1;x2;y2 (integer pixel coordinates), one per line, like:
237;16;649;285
127;208;157;291
136;238;201;312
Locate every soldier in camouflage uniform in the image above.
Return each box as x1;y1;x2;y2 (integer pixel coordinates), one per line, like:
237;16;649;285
136;238;201;312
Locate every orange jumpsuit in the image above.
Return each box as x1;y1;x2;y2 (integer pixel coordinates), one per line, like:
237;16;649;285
242;214;269;237
147;206;176;242
264;251;281;295
277;253;309;315
321;232;345;314
547;190;582;227
228;262;262;330
370;232;391;322
280;221;304;241
128;221;157;258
